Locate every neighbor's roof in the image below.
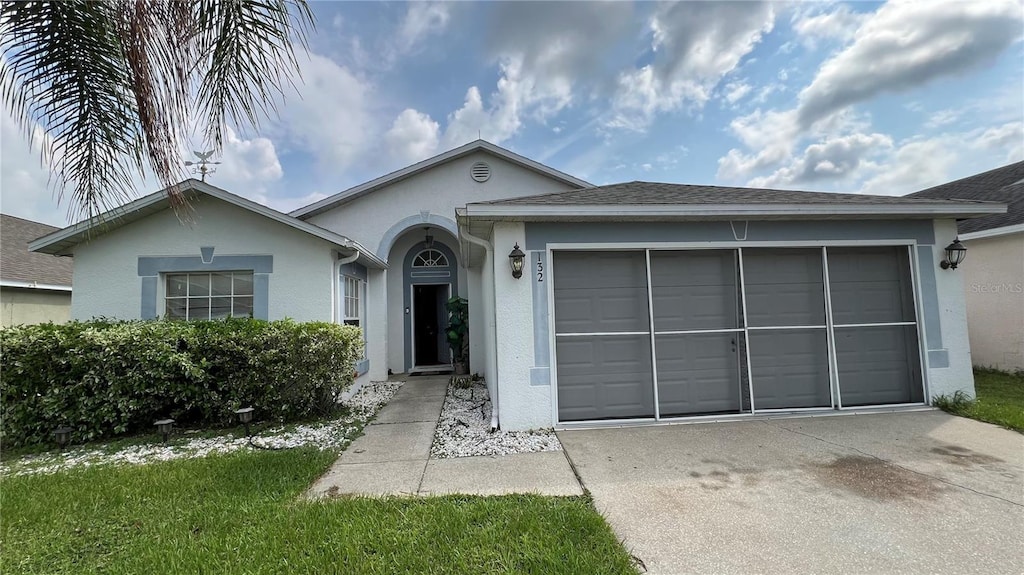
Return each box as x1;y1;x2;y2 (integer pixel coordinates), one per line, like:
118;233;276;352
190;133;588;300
462;181;1007;220
290;139;591;219
29;179;386;269
907;161;1024;236
1;213;74;290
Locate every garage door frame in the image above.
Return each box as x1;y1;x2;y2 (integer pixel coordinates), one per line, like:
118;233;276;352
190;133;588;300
547;240;930;428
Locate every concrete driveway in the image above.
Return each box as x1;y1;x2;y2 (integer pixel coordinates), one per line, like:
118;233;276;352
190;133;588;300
558;411;1023;575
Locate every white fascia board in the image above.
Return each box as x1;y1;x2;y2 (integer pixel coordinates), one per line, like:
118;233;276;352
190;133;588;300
28;191;169;254
958;223;1024;241
463;202;1008;219
0;280;72;292
289;140;591;218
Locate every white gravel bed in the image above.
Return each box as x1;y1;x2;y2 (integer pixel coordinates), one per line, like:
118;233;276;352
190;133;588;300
1;380;403;477
431;379;562;458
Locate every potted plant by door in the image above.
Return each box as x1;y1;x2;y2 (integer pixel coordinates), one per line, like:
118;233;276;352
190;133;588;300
445;296;469;375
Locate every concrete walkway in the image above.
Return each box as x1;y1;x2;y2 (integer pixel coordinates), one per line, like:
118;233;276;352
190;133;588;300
307;375;581;498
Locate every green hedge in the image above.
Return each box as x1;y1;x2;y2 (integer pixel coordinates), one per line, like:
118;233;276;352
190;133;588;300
1;318;363;447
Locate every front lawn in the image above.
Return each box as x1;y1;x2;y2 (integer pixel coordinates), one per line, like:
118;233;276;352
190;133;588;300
935;368;1024;432
2;448;637;575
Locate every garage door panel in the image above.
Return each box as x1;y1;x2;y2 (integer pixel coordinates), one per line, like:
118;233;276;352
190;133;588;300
743;249;826;327
749;330;831;409
553;251;647;290
553;287;650;333
556;335;654;421
656;333;742;416
650;250;738;331
836;325;923;405
828;247;916;324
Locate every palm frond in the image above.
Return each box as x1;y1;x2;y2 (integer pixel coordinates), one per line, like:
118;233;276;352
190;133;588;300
0;0;314;223
2;1;144;221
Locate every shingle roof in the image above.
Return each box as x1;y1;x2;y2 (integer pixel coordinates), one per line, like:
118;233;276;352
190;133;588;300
475;181;998;206
1;214;74;287
907;162;1024;234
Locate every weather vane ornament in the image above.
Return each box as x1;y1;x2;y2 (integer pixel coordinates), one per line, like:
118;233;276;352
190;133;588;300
184;150;221;182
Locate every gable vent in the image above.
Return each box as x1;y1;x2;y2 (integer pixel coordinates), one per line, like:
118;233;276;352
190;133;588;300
470;161;491;182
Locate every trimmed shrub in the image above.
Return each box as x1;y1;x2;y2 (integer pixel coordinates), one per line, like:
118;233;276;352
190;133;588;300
1;318;363;447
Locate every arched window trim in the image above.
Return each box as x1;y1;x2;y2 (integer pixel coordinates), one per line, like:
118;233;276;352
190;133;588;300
412;248;449;268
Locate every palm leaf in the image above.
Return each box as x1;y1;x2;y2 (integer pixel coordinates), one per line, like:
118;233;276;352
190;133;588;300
0;0;314;223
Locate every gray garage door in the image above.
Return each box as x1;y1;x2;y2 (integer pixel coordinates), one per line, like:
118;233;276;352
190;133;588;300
828;246;923;406
554;251;654;421
553;247;923;423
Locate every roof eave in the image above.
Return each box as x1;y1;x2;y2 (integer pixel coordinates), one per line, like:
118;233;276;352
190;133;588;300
958;223;1024;241
0;279;73;292
462;203;1008;221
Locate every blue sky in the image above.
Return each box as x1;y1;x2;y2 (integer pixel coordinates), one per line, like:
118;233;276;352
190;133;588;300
3;0;1023;226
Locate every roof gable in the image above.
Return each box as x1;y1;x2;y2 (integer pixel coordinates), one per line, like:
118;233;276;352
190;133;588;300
29;180;385;268
290;140;591;219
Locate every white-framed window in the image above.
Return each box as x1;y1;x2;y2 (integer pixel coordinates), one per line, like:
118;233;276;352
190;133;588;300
412;249;449;267
165;271;254;320
343;275;363;327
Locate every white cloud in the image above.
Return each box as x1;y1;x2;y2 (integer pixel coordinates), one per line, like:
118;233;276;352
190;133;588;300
396;2;451;54
271;51;375;170
609;2;775;130
972;121;1024;163
200;126;283;203
925;108;961;129
440;55;570;149
0;112;68;226
792;4;865;43
796;0;1022;129
385;108;440;164
723;81;753;105
748;132;893;189
859;137;959;196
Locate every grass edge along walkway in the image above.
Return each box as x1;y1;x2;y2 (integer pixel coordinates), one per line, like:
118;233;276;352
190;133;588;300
2;447;638;575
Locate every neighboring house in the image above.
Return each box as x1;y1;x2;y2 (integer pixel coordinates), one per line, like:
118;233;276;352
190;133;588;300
31;140;1006;430
1;213;74;327
908;162;1024;372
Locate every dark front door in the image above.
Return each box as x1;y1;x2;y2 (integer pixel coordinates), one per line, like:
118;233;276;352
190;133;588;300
413;284;447;366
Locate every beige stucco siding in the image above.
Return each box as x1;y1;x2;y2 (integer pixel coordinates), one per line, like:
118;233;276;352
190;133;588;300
70;195;337;322
0;287;71;327
962;232;1024;371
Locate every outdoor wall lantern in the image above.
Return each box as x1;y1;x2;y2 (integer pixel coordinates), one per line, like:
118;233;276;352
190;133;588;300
53;426;73;448
940;238;967;270
235;407;255;437
424;227;434;249
154;418;175;443
508;243;525;279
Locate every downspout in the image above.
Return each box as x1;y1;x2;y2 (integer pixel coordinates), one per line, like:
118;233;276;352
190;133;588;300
461;229;500;431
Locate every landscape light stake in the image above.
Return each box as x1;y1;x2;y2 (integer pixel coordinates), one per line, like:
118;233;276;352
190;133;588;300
53;426;73;449
235;407;255;438
154;419;174;443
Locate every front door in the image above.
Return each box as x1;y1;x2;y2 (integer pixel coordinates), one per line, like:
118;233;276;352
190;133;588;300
413;284;449;367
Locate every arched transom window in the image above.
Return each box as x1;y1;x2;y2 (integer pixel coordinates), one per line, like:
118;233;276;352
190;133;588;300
412;249;449;268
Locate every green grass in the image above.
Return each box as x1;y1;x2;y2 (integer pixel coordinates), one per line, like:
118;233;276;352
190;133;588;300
934;368;1024;432
1;448;637;575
